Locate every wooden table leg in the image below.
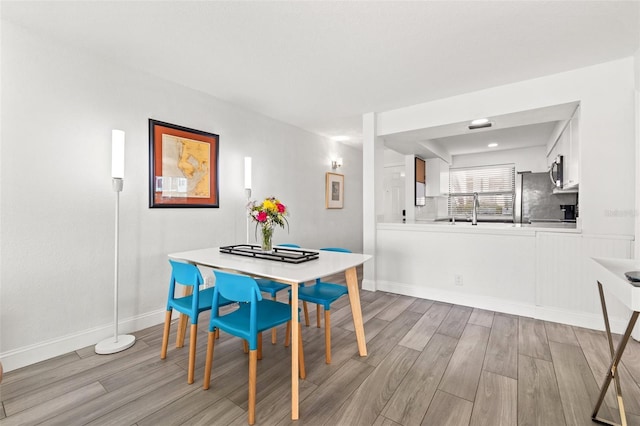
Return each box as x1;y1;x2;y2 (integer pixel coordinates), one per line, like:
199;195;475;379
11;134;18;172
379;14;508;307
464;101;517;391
345;266;367;356
591;281;639;426
290;282;299;420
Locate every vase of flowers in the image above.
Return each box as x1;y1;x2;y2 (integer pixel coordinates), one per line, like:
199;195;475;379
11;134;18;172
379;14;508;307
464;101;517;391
248;196;289;253
260;223;274;252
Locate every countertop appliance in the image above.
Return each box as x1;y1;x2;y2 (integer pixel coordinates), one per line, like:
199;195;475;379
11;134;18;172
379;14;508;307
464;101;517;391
549;155;564;188
560;204;576;221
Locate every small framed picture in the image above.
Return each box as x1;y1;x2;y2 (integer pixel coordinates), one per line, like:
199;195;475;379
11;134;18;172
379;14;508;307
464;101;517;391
149;119;219;208
325;172;344;209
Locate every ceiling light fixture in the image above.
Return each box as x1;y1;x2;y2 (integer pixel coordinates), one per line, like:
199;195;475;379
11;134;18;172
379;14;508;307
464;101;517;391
488;143;498;148
469;118;492;130
471;118;489;125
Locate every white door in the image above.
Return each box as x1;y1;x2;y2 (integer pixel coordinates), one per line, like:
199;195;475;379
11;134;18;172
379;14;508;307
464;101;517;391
383;165;406;222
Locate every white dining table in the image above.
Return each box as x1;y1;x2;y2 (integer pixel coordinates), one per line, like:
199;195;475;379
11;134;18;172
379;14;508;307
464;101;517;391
168;246;371;420
590;257;640;426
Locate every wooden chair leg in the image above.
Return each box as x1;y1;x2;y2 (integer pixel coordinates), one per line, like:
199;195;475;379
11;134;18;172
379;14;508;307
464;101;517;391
284;321;291;347
215;328;220;339
176;286;193;347
160;310;172;359
243;340;249;353
303;301;310;326
298;323;306;379
325;310;331;364
188;323;197;384
176;313;188;348
316;304;322;328
271;295;278;344
203;331;216;390
258;332;263;360
248;350;258;425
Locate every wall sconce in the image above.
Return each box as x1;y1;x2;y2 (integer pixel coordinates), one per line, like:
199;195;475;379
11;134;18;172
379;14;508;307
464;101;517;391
244;156;252;198
331;157;343;170
244;156;252;244
111;129;125;191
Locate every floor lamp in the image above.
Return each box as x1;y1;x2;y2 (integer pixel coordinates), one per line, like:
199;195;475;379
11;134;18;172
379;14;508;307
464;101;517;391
95;129;136;354
245;156;252;244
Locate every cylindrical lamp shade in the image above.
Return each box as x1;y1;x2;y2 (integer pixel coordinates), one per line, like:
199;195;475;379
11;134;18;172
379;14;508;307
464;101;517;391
112;129;125;178
244;156;252;189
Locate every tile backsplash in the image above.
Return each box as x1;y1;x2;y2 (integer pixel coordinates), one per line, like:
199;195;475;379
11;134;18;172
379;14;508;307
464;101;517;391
521;172;578;222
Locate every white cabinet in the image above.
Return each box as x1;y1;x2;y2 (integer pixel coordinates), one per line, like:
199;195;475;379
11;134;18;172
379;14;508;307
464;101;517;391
546;105;580;189
565;109;580;188
425;157;450;196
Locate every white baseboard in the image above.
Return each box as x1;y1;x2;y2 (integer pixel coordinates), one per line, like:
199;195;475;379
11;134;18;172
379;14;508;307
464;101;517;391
0;308;170;372
362;278;376;292
376;280;632;336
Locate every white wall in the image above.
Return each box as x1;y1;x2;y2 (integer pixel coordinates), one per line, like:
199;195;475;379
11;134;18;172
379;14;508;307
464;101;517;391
635;49;640;260
635;48;640;88
376;57;637;237
0;21;363;370
362;113;382;291
383;148;405;165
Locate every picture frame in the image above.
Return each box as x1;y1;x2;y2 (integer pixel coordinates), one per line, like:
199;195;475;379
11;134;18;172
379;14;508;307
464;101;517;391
149;119;219;208
325;172;344;209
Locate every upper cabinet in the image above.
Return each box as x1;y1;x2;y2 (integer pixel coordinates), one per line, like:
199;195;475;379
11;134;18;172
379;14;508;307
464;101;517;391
566;107;580;188
546;104;580;189
425;157;450;196
415;157;426;183
415;157;426;206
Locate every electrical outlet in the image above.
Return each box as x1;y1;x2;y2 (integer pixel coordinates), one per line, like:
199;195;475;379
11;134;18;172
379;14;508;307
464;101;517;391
204;275;215;289
454;275;463;286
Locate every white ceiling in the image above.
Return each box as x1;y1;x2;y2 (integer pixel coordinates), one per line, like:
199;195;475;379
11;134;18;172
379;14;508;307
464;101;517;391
432;122;559;157
2;1;639;149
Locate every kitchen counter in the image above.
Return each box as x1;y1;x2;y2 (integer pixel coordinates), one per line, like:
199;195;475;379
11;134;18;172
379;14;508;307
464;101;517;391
379;220;580;236
373;222;634;340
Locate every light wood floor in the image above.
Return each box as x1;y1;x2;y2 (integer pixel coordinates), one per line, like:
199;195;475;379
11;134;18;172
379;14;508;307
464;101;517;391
2;268;640;425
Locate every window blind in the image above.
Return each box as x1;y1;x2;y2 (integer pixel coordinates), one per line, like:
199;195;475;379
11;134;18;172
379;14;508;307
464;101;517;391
448;164;515;221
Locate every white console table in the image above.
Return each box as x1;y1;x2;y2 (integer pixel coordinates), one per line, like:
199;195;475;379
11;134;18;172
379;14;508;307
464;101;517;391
590;257;640;426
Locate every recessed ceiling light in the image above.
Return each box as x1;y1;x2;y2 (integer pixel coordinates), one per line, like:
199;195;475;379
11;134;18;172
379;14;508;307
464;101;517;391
331;135;350;142
488;143;498;148
471;118;489;125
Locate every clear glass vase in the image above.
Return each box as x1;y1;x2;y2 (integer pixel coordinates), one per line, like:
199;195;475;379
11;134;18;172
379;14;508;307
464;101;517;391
261;223;274;253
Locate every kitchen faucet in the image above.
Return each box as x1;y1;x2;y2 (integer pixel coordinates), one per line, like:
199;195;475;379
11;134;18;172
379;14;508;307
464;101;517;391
472;192;479;225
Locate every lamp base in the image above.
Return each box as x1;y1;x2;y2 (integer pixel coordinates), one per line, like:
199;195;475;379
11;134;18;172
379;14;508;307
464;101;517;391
95;334;136;355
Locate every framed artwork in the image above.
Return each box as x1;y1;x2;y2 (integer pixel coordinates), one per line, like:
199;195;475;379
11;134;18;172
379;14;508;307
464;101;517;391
149;119;219;208
325;172;344;209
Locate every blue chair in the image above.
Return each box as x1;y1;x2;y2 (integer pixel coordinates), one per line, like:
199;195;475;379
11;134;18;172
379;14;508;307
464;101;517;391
287;247;351;364
160;260;233;384
255;243;310;344
203;270;305;425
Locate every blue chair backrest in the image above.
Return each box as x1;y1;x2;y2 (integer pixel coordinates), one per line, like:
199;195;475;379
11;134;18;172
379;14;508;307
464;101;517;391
169;260;204;288
278;243;300;248
168;260;205;319
211;270;263;348
213;270;263;303
320;247;351;253
317;248;351;284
